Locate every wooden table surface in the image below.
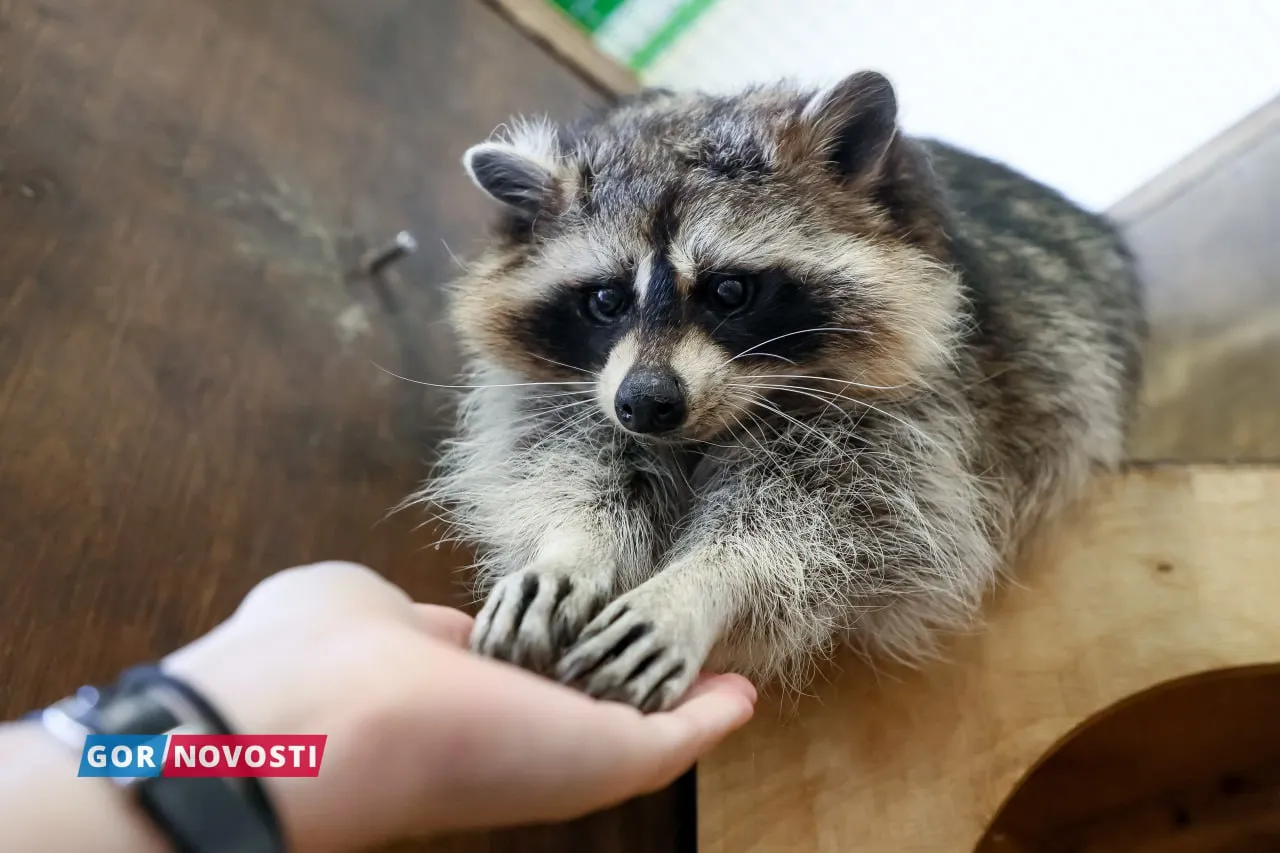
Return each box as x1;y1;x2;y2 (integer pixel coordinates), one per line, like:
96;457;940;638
0;1;691;851
700;464;1280;853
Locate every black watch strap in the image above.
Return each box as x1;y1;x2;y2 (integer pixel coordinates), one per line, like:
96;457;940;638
136;765;285;853
38;665;286;853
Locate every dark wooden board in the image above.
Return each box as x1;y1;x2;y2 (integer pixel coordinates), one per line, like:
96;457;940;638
0;1;688;850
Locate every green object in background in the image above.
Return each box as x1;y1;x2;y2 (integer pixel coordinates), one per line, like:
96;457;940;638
549;0;721;75
550;0;631;33
628;0;718;71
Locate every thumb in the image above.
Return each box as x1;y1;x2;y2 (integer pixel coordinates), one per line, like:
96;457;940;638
632;674;757;792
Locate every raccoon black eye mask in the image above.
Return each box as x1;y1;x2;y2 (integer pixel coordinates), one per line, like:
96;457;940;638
417;70;1146;711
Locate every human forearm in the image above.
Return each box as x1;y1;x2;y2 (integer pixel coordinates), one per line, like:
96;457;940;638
0;564;756;852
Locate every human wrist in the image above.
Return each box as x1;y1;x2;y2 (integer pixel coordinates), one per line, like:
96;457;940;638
0;722;172;853
156;648;318;852
159;624;410;853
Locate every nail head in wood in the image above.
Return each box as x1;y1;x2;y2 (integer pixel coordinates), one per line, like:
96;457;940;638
362;230;418;276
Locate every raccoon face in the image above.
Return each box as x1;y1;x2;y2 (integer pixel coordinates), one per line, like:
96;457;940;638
450;71;962;442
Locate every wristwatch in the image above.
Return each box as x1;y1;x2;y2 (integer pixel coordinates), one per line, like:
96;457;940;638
36;665;286;853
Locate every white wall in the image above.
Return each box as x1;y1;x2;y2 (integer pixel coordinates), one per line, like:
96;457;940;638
643;0;1280;210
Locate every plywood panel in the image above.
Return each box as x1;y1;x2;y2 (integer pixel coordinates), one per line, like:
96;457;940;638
698;465;1280;853
978;669;1280;852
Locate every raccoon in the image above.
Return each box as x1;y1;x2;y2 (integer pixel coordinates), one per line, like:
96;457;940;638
418;71;1146;712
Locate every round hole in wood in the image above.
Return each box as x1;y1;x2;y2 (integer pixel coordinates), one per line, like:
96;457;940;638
975;665;1280;853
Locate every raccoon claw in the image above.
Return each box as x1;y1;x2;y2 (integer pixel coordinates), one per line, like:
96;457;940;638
470;569;606;674
556;597;701;712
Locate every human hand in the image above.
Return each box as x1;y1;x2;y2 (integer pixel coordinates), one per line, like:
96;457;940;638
162;562;756;852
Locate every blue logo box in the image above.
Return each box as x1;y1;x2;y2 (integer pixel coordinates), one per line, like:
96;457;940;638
78;734;169;778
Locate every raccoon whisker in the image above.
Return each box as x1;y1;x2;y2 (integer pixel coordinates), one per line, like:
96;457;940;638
682;441;740;462
705;307;747;341
521;389;598;404
371;361;595;391
739;394;813;452
516;400;596;417
732;394;808;468
665;448;697;498
724;406;779;465
730;403;785;458
731;383;869;429
476;393;598;434
730;382;847;421
750;353;800;365
739;388;866;473
730;409;794;480
960;363;1017;393
736;390;882;481
755;372;933;414
440;238;469;272
523;384;597;396
553;403;609;431
731;390;849;471
521;420;598;458
728;327;869;363
675;429;741;455
737;382;939;450
509;397;597;425
530;407;606;446
750;374;908;393
491;401;606;450
528;353;597;377
790;386;938;449
721;409;754;447
743;394;858;467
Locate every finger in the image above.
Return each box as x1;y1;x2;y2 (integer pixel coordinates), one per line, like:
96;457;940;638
415;661;755;831
676;672;757;708
412;604;476;646
628;673;756;793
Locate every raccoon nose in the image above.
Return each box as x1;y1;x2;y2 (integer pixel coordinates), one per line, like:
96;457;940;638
614;368;687;434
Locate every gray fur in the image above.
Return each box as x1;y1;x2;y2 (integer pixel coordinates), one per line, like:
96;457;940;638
416;73;1147;711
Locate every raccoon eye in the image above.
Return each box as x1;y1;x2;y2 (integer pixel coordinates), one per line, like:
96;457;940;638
583;284;630;324
708;277;751;314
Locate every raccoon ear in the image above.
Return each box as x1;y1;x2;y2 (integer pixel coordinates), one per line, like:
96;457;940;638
801;71;899;179
462;141;556;219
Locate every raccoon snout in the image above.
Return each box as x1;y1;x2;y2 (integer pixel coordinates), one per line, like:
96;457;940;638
614;368;686;434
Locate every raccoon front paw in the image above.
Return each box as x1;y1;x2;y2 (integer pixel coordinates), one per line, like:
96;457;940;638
470;569;608;674
555;592;705;712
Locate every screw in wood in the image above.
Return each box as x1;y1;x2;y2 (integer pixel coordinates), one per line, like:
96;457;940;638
361;230;418;276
